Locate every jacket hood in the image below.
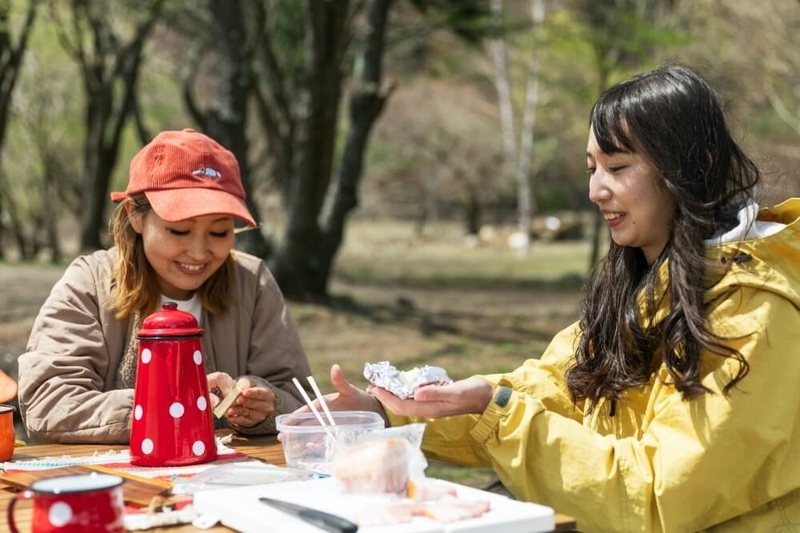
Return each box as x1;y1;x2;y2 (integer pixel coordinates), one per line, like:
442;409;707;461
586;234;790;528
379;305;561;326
705;198;800;310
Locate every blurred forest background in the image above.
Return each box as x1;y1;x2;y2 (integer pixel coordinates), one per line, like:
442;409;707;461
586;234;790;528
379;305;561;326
1;0;800;455
1;0;799;283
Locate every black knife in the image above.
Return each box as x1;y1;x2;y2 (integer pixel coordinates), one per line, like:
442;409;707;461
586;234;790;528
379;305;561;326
258;496;359;533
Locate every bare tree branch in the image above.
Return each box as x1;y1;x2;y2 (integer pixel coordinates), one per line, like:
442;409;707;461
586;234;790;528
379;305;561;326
489;0;516;162
764;80;800;136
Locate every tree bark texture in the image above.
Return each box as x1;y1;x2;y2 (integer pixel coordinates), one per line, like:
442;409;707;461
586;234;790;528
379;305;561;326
0;0;38;259
489;0;515;163
309;0;395;296
182;0;271;258
270;0;353;298
65;0;165;252
512;0;545;257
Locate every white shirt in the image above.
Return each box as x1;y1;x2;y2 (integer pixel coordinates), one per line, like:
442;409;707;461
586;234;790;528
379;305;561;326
160;293;203;326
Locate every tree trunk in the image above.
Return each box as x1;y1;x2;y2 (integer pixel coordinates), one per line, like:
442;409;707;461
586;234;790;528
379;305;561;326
79;104;111;251
0;1;37;260
270;0;352;298
0;198;4;260
414;185;429;237
182;0;271;258
0;165;30;259
489;0;516;162
465;185;481;236
70;1;164;252
512;0;545;257
42;155;62;263
309;0;394;296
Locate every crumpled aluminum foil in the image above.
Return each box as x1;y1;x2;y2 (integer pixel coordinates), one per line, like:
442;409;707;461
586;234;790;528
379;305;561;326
363;361;452;400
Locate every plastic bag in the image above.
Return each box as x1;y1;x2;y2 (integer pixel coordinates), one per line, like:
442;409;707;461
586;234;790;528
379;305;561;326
330;423;428;495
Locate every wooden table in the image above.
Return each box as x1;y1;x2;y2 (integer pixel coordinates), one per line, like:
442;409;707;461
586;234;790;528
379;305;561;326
1;435;576;532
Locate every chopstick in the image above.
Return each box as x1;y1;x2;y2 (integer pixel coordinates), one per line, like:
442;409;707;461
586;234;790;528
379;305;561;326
307;376;336;427
291;377;327;426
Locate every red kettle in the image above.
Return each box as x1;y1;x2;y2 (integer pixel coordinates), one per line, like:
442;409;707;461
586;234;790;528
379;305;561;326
129;302;217;466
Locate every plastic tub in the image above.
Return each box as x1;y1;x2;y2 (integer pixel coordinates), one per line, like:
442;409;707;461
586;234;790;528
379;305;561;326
276;410;384;474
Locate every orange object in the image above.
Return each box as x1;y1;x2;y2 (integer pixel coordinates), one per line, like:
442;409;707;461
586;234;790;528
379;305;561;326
109;129;256;226
0;404;16;462
0;369;17;404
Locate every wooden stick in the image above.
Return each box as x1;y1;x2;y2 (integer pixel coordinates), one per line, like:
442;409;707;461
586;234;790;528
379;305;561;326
85;464;172;490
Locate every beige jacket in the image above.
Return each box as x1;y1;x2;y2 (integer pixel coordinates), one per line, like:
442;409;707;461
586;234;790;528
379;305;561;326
17;248;312;444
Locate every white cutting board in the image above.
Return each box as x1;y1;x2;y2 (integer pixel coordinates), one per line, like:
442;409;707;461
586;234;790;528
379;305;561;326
193;477;555;533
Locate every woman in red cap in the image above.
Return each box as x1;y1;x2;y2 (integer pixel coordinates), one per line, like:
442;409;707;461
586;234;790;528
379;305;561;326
17;129;313;443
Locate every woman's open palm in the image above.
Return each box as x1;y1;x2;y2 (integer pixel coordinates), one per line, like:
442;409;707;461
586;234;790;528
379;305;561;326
369;377;495;419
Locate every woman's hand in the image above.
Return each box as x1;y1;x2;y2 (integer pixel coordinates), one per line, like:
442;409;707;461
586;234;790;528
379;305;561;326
369;377;495;419
207;372;275;428
296;364;389;425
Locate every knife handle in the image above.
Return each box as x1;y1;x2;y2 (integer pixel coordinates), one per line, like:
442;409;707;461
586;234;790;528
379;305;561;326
296;508;359;533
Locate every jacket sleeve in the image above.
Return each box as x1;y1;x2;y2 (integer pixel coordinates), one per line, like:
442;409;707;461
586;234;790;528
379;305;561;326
480;322;584;419
467;287;800;532
17;257;133;444
385;322;584;466
228;261;312;436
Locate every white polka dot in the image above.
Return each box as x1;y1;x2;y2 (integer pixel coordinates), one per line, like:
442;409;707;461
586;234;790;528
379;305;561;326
134;405;143;420
141;348;152;364
197;396;207;411
169;402;185;418
141;438;154;454
193;350;202;365
192;441;205;456
49;501;72;526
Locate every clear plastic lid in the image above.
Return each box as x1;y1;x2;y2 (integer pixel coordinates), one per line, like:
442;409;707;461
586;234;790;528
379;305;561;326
173;462;316;495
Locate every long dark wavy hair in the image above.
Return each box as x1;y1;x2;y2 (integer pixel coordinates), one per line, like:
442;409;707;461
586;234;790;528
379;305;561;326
567;64;761;408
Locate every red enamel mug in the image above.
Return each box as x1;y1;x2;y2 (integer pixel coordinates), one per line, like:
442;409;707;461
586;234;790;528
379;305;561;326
129;302;217;466
6;473;125;533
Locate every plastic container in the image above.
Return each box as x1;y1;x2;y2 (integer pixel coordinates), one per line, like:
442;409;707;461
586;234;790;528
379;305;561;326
275;410;384;474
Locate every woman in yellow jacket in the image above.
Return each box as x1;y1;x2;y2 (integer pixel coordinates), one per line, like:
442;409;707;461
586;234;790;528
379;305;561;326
318;64;800;532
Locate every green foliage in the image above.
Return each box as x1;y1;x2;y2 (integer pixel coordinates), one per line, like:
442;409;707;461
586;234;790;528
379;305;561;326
561;0;687;89
408;0;493;45
267;0;307;89
748;107;800;138
1;0;799;261
536;181;580;213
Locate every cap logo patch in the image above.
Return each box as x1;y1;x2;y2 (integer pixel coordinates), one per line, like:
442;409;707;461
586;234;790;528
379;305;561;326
192;167;222;180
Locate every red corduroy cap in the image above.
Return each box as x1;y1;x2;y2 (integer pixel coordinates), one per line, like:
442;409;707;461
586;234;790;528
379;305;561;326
110;129;256;227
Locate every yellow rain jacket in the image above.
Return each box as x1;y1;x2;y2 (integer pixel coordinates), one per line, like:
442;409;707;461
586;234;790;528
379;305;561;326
388;199;800;532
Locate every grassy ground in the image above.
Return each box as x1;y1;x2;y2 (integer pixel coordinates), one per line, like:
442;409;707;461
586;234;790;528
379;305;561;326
297;219;587;389
0;218;588;487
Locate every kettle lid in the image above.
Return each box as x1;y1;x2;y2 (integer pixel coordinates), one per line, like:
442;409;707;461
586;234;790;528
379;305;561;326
138;302;203;338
